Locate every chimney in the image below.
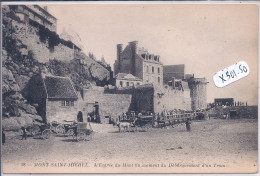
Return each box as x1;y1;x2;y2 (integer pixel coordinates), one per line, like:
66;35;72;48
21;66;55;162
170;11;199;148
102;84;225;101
117;44;123;60
129;41;138;76
117;44;123;72
43;6;48;11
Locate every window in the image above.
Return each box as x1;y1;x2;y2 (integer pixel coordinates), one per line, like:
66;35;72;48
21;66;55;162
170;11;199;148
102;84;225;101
158;77;160;83
126;82;129;86
62;101;74;107
146;66;149;73
158;67;160;74
152;66;154;73
137;82;140;86
130;82;134;86
120;81;123;87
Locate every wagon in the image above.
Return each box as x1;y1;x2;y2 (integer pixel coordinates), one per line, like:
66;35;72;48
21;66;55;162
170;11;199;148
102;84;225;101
26;123;52;139
133;115;154;131
72;122;93;141
55;120;77;136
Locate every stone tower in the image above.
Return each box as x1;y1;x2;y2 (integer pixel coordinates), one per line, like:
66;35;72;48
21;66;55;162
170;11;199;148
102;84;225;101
116;44;123;73
188;77;208;110
128;41;138;76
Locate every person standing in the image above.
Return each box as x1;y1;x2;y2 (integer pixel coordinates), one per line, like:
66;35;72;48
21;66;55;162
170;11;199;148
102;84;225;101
185;119;191;132
21;127;27;140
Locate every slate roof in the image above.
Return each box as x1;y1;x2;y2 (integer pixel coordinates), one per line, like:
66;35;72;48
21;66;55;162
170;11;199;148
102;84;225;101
163;64;185;80
116;73;142;81
43;75;78;99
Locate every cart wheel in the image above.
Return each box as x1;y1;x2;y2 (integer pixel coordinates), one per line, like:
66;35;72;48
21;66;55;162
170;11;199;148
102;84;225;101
42;129;51;139
56;125;65;134
50;125;56;133
77;132;86;141
67;129;74;136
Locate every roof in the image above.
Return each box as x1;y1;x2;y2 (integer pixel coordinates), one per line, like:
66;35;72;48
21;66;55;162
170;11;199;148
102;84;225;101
116;73;142;81
43;75;78;99
163;64;185;73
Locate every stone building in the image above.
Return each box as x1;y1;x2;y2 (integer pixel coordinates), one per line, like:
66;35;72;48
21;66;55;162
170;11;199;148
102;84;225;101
25;74;80;123
114;41;163;86
11;5;57;32
115;73;142;88
187;77;208;110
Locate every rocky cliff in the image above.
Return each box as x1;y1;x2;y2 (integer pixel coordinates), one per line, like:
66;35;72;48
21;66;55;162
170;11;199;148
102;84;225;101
2;5;111;130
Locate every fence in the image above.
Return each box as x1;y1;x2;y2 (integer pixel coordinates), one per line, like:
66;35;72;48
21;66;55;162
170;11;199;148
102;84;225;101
164;112;199;123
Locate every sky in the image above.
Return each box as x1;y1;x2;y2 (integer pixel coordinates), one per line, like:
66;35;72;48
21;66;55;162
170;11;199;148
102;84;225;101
46;3;258;105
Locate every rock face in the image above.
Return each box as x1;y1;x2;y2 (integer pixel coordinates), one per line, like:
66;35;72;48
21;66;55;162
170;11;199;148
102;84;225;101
2;5;112;130
2;67;20;95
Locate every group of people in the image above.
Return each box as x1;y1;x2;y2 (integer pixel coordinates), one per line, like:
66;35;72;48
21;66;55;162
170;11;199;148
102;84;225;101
116;110;193;132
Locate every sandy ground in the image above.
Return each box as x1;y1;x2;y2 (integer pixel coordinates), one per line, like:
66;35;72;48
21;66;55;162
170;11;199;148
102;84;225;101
2;118;258;174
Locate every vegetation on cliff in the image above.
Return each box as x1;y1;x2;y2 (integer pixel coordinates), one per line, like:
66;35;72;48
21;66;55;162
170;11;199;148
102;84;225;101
2;5;111;129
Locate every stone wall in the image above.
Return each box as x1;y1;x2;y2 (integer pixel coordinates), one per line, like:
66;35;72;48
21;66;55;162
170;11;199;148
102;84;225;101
106;85;154;113
208;106;258;119
135;56;143;80
118;45;133;74
82;87;132;123
45;99;80;123
106;84;192;114
154;85;191;114
11;20;74;63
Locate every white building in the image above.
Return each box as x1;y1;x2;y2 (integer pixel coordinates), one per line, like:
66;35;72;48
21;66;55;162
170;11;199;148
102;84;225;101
115;73;142;88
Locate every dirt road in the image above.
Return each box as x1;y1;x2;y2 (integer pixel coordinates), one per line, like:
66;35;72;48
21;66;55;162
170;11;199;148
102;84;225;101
2;118;258;173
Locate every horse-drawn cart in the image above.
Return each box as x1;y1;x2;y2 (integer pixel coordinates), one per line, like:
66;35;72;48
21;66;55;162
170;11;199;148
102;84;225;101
134;115;154;131
55;120;77;136
26;123;52;139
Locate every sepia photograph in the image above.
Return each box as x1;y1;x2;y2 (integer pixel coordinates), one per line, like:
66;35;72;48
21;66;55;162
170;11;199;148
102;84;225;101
1;2;259;174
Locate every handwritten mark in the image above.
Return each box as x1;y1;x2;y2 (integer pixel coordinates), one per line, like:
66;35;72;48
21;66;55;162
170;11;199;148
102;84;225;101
213;61;250;88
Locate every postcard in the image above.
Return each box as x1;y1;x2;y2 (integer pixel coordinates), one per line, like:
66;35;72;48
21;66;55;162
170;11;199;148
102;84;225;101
1;2;258;174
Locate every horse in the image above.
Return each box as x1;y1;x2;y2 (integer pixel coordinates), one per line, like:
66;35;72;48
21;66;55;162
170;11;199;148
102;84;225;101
117;121;131;132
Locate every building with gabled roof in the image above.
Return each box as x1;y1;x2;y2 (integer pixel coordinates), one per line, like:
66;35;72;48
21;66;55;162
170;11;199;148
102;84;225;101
115;73;142;88
25;74;80;123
